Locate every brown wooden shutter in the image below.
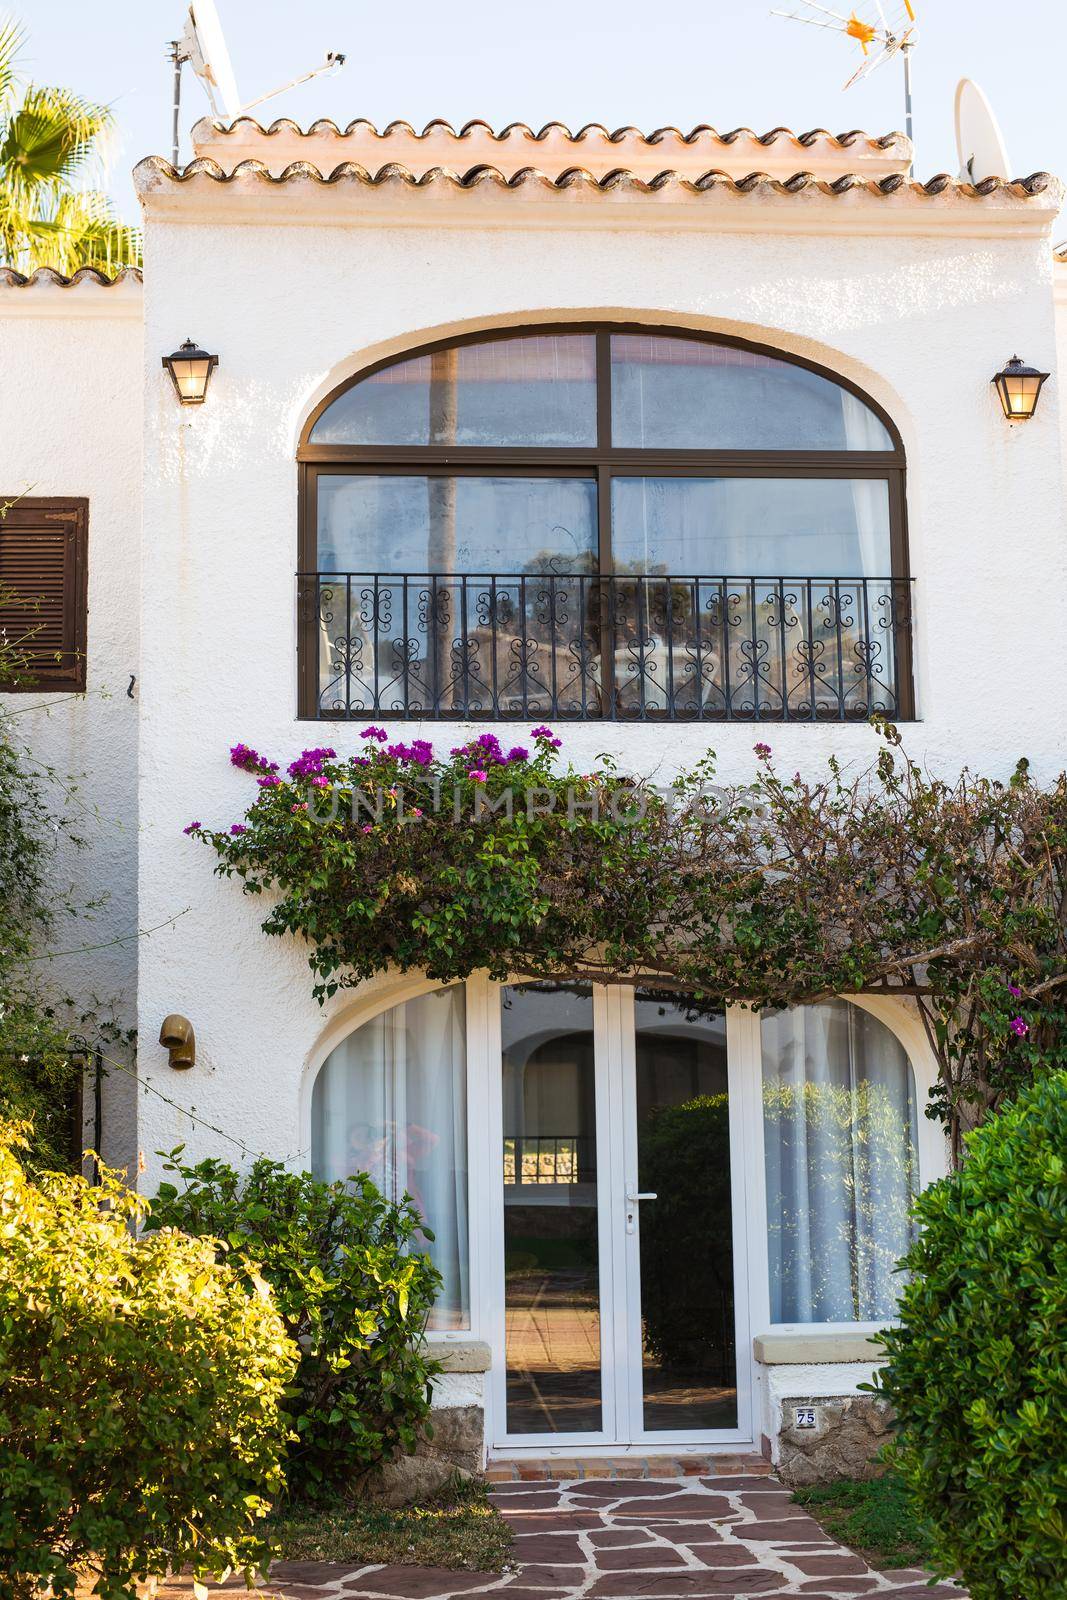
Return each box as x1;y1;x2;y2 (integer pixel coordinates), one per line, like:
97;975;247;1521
0;497;88;691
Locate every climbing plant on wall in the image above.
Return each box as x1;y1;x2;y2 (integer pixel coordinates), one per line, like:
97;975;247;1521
189;723;1067;1160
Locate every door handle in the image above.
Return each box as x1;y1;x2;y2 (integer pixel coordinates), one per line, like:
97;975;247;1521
625;1191;657;1234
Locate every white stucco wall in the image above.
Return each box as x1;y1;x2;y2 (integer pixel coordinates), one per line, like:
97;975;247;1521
131;189;1067;1194
0;280;143;1170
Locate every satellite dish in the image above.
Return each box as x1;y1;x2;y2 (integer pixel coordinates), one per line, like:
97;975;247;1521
183;0;241;122
167;1;346;163
955;78;1011;182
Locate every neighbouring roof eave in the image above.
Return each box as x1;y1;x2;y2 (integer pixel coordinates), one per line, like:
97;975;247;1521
0;265;142;287
0;264;143;319
133;155;1064;240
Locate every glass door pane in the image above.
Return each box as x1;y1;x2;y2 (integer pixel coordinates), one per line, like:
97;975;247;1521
501;983;602;1435
633;994;737;1432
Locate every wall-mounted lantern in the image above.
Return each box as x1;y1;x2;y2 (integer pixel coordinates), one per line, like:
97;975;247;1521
992;355;1049;422
162;339;218;405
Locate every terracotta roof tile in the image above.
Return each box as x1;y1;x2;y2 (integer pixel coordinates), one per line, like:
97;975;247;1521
135;154;1057;201
197;115;908;150
0;265;142;287
186;115;916;185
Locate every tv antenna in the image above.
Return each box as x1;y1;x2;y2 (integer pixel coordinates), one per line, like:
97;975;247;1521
954;78;1011;181
770;2;919;145
166;0;346;165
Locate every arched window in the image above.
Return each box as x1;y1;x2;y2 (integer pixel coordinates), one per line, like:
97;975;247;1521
298;325;911;721
311;985;469;1331
760;1001;919;1324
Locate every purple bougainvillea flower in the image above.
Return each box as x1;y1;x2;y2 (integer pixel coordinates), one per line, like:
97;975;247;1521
754;742;773;760
230;823;248;835
385;741;433;766
1008;983;1023;998
287;746;336;779
310;774;330;789
530;724;562;749
361;823;374;834
230;743;279;775
257;774;282;789
1009;1016;1029;1037
468;768;488;783
360;725;388;742
183;821;201;835
506;746;530;763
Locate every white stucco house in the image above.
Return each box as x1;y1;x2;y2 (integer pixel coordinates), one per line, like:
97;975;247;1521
4;111;1067;1477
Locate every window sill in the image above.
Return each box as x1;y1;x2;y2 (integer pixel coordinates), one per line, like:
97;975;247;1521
423;1337;492;1373
753;1331;887;1365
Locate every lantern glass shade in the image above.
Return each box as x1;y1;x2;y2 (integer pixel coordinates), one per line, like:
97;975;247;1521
162;339;218;404
993;355;1049;421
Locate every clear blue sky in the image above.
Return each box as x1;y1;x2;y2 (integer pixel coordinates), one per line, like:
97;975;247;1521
27;0;1067;233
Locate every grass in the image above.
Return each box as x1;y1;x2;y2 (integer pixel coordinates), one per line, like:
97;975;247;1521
792;1470;934;1571
267;1477;515;1572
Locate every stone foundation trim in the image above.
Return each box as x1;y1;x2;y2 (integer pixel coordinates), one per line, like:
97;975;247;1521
776;1395;894;1487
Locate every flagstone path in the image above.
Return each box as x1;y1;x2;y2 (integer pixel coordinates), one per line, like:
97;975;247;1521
162;1470;968;1600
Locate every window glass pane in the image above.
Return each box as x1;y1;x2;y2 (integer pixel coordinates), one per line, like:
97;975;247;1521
310;334;598;446
311;985;469;1331
611;334;894;451
316;474;597;574
634;994;736;1431
761;1001;919;1324
501;982;602;1436
611;476;891;576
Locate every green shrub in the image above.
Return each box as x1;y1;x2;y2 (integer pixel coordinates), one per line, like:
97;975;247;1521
147;1152;442;1493
873;1071;1067;1600
0;1122;296;1600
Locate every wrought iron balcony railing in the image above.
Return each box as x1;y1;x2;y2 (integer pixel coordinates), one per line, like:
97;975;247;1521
298;571;914;722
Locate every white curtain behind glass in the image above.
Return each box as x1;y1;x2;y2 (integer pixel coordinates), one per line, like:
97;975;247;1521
761;1001;918;1323
312;986;469;1330
843;392;892;574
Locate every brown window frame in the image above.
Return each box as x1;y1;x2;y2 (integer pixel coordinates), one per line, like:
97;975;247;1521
0;496;89;693
296;323;912;721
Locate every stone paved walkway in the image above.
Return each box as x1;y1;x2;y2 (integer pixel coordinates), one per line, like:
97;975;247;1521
160;1472;968;1600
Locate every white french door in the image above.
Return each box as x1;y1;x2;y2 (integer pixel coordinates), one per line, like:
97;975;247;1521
486;981;754;1452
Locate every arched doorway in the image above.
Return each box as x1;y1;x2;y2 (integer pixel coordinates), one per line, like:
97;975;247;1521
309;980;922;1453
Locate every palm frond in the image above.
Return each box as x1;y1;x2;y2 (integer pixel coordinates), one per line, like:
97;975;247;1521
0;85;114;190
1;187;140;274
0;26;138;275
0;17;25;117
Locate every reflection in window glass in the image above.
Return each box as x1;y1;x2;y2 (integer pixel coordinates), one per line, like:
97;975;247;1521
316;475;597;574
501;983;602;1436
611;334;894;451
311;986;469;1331
611;477;892;577
761;1002;918;1324
310;335;598;447
633;995;736;1431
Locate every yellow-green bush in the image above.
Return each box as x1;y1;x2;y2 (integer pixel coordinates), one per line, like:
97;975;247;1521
0;1123;297;1600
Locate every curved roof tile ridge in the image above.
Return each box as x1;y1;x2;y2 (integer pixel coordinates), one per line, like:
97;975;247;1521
136;152;1057;200
0;264;142;286
195;114;910;149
